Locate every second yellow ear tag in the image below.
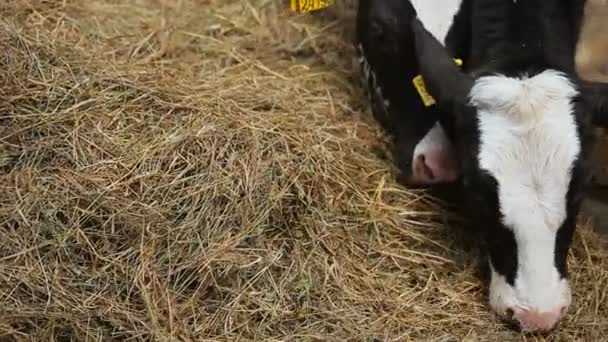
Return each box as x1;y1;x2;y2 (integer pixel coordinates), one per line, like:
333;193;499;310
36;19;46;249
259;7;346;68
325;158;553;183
290;0;335;13
413;58;463;107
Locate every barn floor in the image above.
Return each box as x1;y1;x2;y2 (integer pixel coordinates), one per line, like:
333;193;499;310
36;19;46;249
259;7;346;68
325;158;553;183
1;1;607;341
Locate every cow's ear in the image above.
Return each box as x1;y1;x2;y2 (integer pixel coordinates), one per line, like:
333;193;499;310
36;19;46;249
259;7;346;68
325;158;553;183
579;81;608;128
411;18;474;111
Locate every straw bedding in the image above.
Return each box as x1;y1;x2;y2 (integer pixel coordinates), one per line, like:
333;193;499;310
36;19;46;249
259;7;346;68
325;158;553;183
0;1;606;341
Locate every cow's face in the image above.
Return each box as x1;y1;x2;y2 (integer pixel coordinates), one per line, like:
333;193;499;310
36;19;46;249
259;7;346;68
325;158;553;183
357;0;459;187
357;44;458;188
464;71;591;333
411;19;593;333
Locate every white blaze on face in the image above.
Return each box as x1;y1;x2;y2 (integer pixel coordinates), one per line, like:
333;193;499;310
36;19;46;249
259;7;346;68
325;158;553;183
470;70;581;316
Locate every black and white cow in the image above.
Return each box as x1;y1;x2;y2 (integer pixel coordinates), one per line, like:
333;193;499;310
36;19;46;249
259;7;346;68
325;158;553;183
356;0;607;334
355;0;464;186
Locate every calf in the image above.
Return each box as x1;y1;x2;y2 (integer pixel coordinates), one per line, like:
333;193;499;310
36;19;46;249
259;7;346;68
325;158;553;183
355;0;465;186
357;0;607;334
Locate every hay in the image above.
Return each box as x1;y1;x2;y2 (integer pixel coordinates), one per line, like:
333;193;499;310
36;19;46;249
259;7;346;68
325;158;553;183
0;1;606;340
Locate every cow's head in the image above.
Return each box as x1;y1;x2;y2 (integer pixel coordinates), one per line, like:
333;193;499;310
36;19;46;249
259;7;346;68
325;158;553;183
411;18;594;333
356;0;459;187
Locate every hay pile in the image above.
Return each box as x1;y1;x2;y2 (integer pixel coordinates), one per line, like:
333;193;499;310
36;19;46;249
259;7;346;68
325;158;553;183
0;1;606;340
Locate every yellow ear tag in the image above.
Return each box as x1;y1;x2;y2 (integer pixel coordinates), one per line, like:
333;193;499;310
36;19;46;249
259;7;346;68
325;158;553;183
291;0;335;13
413;58;463;107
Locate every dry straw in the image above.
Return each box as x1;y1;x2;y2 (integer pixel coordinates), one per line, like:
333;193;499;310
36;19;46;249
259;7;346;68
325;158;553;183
0;0;606;341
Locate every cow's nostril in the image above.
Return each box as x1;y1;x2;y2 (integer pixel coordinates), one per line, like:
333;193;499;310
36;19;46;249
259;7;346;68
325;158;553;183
512;308;564;334
417;154;435;180
505;308;515;320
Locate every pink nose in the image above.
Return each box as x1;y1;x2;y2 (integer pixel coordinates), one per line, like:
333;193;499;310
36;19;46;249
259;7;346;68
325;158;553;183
412;151;459;184
512;307;564;334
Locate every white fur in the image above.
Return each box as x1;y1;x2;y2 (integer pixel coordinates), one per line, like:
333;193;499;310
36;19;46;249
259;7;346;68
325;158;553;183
412;122;452;170
472;70;580;317
411;123;455;181
409;0;464;43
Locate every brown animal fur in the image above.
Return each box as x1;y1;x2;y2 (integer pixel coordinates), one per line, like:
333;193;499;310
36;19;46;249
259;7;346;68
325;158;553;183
576;1;608;229
575;0;608;83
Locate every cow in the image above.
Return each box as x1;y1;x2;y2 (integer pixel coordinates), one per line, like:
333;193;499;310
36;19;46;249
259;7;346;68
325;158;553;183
356;0;607;334
355;0;464;187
